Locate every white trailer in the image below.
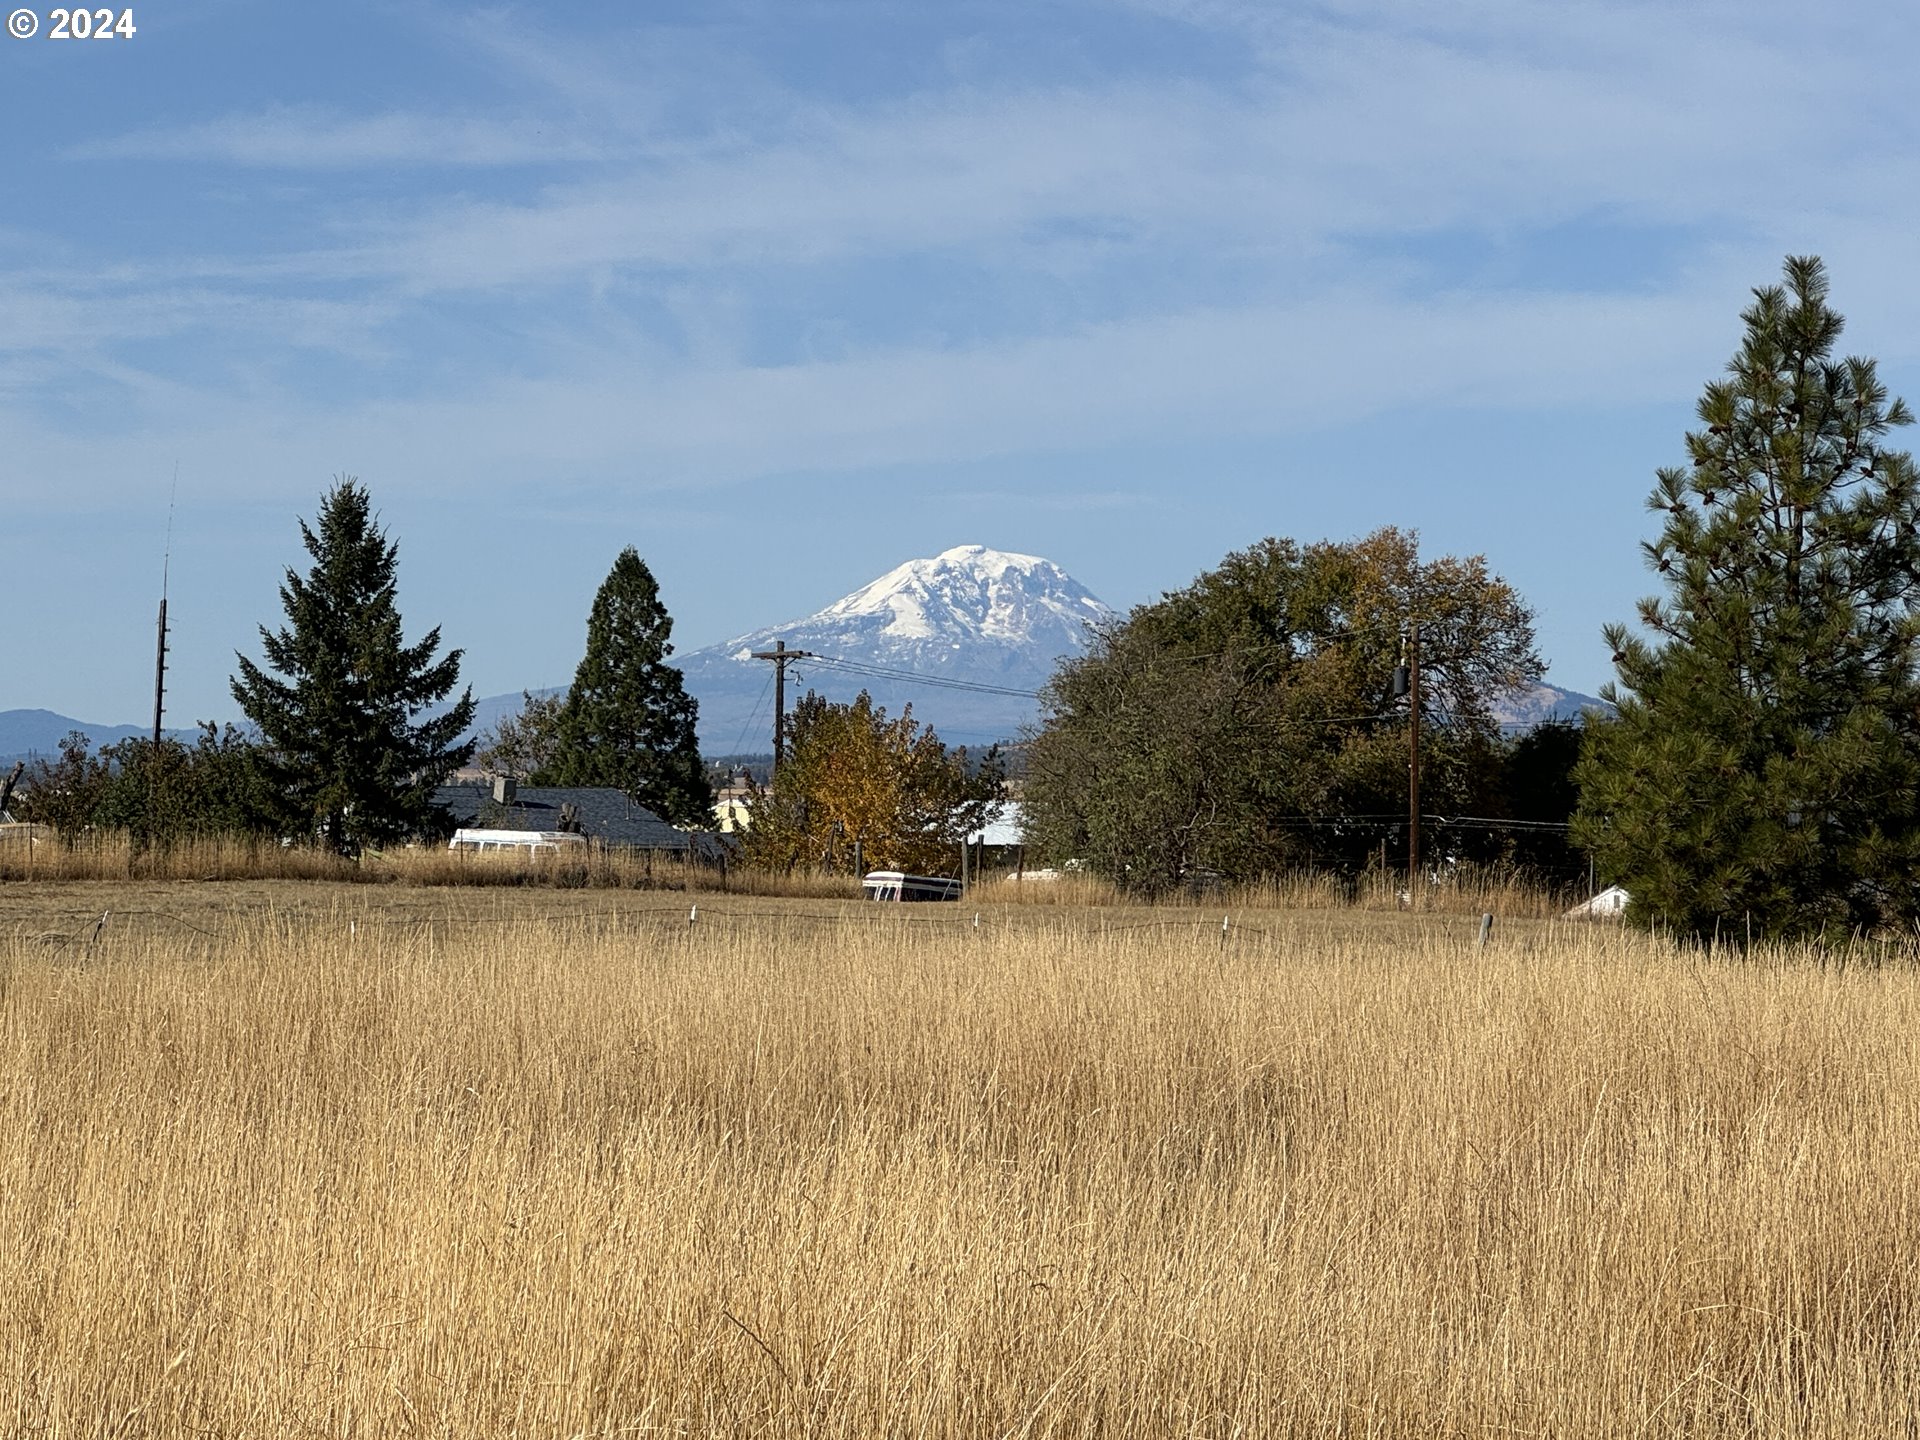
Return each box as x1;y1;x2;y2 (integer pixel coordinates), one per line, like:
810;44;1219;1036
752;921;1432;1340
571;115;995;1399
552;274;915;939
449;829;587;855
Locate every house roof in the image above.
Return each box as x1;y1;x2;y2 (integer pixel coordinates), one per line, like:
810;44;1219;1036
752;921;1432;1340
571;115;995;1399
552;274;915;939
433;785;715;853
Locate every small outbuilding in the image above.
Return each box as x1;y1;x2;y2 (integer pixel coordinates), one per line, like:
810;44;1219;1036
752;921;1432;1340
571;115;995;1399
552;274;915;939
1566;884;1630;918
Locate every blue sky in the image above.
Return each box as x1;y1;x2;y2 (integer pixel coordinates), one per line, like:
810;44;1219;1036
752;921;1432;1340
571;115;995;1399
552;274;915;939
9;0;1920;727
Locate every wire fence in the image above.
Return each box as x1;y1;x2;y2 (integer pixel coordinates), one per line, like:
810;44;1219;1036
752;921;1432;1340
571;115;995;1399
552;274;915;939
11;894;1542;957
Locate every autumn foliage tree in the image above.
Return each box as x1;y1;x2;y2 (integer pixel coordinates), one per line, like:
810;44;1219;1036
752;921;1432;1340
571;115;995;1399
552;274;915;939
1024;527;1543;894
742;692;1002;876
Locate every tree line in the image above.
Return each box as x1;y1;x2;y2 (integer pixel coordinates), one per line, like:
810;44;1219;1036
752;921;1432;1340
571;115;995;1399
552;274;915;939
17;482;716;853
1024;254;1920;944
17;254;1919;944
1022;526;1575;897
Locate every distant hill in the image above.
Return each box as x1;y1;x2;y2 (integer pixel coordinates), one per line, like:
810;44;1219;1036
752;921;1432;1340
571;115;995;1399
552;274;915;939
1490;683;1614;732
0;709;195;764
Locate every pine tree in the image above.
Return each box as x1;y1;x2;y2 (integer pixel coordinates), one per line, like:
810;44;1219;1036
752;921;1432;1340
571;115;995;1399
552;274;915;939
1573;257;1920;942
231;480;475;855
535;548;713;828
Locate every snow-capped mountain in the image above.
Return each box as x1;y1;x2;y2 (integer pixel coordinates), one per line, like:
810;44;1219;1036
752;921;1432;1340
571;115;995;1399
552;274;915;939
1490;682;1614;732
458;545;1610;755
680;544;1114;751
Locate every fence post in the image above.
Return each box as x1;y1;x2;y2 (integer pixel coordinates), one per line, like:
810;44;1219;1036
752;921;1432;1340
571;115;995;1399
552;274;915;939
1477;912;1493;947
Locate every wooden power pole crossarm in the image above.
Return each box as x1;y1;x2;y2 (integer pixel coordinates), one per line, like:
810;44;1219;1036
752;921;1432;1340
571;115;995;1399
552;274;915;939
749;639;817;777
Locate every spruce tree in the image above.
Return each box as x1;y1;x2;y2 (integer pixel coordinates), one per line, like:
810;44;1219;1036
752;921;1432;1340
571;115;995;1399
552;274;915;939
231;480;475;855
1573;257;1920;941
535;548;713;828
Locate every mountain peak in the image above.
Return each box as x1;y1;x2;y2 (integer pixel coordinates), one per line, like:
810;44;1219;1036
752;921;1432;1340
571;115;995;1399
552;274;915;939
680;546;1113;747
931;542;1045;568
809;544;1101;643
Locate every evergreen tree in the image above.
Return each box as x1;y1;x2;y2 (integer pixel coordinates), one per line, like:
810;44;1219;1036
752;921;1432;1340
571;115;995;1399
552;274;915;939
1495;723;1585;884
231;480;475;855
1574;257;1920;942
535;548;713;828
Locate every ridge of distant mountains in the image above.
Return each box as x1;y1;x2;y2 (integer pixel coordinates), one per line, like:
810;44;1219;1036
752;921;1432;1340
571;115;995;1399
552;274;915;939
0;710;198;764
3;546;1612;763
1489;682;1613;732
470;544;1609;749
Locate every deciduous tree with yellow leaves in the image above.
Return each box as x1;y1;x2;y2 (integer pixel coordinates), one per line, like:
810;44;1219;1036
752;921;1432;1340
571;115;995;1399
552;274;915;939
742;691;1003;877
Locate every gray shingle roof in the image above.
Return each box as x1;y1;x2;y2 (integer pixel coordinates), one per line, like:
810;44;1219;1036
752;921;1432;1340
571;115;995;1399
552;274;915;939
433;785;716;854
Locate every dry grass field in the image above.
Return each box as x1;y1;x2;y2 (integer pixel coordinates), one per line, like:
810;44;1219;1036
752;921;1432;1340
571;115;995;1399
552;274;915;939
0;830;1584;918
3;880;1918;1437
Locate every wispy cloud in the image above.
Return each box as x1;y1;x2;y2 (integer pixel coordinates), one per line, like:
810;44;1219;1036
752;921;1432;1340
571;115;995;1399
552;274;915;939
948;489;1162;512
112;12;1909;310
70;106;606;168
0;277;1748;519
18;1;1920;503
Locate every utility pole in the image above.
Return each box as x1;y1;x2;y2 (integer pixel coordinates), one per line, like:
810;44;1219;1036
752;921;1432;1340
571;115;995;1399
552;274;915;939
149;469;177;852
1407;620;1421;897
749;639;816;777
152;595;169;755
142;594;168;862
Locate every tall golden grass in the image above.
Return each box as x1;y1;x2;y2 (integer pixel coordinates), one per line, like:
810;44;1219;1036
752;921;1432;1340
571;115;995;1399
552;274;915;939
5;829;1588;917
975;863;1583;918
4;894;1917;1436
0;830;849;898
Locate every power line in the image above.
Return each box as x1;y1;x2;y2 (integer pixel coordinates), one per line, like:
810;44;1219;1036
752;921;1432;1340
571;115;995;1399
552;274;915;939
725;667;776;762
1259;813;1571;833
803;653;1042;699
